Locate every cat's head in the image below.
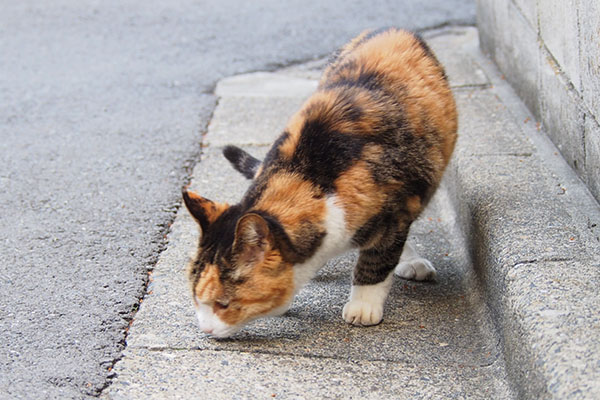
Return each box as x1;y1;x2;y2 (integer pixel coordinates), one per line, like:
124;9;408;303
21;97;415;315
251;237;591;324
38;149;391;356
182;188;295;338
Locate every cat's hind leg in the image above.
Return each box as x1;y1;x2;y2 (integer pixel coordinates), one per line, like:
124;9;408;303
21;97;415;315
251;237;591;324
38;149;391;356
394;242;436;281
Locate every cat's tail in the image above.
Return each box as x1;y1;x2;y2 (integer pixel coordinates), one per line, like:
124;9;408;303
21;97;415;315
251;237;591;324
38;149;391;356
223;145;261;180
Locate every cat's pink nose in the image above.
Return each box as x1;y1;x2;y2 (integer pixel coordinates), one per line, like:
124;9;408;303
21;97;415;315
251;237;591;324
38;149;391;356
202;327;213;334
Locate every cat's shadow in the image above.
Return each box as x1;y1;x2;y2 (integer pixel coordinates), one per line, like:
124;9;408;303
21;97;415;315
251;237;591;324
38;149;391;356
205;308;326;343
199;255;462;345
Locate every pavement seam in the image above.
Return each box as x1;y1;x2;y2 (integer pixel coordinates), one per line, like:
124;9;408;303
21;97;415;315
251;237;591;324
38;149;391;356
460;153;533;158
197;95;220;157
416;21;476;34
127;345;502;369
452;84;492;90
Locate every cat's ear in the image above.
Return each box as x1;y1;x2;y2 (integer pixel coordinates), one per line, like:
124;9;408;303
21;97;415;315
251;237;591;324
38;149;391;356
233;213;272;263
182;188;229;233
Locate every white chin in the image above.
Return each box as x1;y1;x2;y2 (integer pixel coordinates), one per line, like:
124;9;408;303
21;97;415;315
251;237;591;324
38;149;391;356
209;325;242;338
195;304;237;337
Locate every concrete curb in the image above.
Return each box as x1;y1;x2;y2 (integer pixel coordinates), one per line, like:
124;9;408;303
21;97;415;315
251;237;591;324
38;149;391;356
442;29;600;399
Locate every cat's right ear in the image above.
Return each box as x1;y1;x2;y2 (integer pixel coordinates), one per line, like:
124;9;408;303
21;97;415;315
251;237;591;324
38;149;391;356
182;187;229;233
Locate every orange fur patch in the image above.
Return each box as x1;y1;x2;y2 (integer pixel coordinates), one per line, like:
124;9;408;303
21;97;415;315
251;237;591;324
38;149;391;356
332;30;457;164
218;251;294;326
334;160;386;232
301;90;388;137
254;164;264;178
406;195;422;217
255;172;326;235
278;112;304;159
360;32;456;140
194;264;223;304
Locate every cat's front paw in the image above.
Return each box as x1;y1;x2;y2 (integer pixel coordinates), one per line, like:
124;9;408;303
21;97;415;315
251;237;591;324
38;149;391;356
342;300;383;326
394;258;436;281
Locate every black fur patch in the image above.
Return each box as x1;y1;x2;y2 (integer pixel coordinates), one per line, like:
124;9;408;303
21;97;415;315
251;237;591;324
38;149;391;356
241;176;269;211
262;131;290;167
237;133;290;209
199;205;244;259
290;119;365;192
253;210;324;264
353;228;408;285
322;66;385;94
350;205;405;249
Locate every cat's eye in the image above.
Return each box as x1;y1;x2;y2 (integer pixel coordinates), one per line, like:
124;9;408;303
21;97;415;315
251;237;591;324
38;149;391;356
214;300;230;310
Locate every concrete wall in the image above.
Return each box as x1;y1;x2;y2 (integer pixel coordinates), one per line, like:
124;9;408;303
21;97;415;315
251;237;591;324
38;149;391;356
477;0;600;202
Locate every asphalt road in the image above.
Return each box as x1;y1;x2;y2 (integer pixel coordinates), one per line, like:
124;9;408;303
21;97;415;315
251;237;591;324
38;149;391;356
0;1;474;398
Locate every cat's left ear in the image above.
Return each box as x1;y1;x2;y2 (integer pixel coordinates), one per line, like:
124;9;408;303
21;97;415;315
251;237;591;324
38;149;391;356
182;188;229;233
233;213;273;264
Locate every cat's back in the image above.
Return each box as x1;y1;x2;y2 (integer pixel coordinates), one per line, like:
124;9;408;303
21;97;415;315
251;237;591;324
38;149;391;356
250;28;457;240
319;28;457;157
274;28;457;179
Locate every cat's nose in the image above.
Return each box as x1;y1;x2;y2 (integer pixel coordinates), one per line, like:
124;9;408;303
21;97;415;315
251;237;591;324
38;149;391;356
202;327;214;335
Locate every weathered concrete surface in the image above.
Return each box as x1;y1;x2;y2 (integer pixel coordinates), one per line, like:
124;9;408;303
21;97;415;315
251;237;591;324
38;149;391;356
579;2;600;122
106;28;516;399
108;172;512;398
111;348;504;400
0;1;476;398
448;28;600;399
476;0;600;202
107;26;600;400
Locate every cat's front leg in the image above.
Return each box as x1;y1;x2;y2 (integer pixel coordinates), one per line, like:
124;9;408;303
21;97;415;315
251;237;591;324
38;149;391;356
342;244;402;326
342;272;394;326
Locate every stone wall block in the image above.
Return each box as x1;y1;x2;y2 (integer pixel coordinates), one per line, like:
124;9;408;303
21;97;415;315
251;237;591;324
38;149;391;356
511;0;537;31
538;0;582;92
585;115;600;200
579;1;600;121
539;50;586;175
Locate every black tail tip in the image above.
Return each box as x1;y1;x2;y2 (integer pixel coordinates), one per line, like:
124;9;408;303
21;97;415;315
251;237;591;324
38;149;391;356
223;145;242;163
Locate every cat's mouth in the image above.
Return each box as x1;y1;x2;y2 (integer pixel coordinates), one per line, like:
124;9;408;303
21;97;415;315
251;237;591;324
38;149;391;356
195;298;294;338
194;303;240;338
203;324;242;338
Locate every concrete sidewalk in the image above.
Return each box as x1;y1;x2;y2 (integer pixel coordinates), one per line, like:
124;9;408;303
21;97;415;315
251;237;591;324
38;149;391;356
105;27;600;399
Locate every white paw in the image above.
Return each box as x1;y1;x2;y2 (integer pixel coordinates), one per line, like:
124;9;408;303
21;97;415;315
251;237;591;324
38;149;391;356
394;258;436;281
342;299;384;326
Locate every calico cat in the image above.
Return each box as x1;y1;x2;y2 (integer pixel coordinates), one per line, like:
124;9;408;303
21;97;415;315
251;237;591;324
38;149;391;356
183;28;457;338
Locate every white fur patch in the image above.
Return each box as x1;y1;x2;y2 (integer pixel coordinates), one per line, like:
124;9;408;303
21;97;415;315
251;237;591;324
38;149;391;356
292;196;351;294
394;242;436;281
342;273;394;326
194;302;240;338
